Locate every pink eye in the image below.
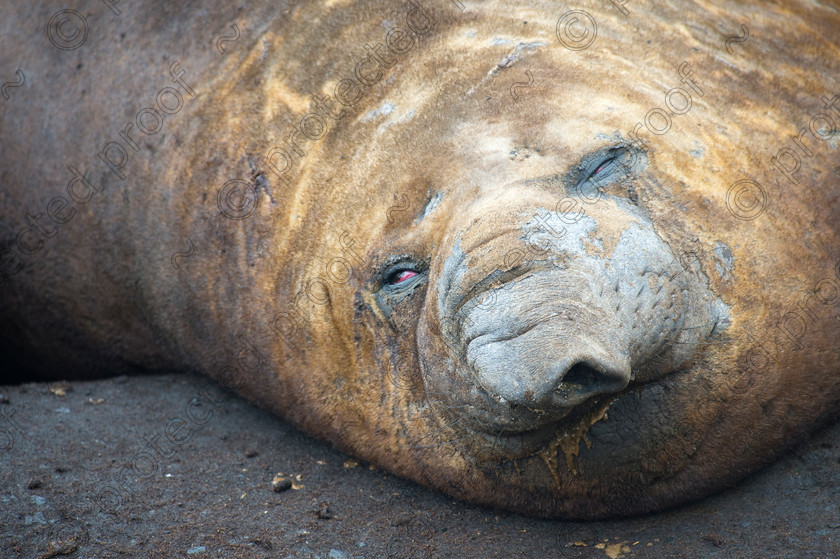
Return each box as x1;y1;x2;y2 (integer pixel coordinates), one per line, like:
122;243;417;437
392;270;418;284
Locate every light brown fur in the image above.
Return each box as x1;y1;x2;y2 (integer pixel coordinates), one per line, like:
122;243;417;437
1;0;839;518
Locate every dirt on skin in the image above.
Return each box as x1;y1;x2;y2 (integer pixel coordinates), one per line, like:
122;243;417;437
0;372;837;559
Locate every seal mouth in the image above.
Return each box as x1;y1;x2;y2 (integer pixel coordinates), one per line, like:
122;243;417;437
460;387;625;461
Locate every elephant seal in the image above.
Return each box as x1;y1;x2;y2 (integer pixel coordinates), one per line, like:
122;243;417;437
1;0;839;518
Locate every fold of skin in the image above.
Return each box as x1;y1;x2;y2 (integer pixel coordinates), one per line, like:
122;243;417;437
1;0;839;518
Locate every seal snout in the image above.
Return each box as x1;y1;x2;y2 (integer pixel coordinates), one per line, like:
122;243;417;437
463;306;633;416
417;186;727;448
483;349;632;413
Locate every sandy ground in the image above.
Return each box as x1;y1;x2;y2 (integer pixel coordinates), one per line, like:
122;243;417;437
0;372;837;559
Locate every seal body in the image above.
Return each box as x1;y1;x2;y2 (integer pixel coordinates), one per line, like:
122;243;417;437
1;0;839;518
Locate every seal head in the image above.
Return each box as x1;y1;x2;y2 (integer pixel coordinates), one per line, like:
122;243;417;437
377;146;727;465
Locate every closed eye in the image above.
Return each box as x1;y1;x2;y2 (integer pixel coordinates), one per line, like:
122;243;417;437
381;260;426;289
584;150;627;183
590;157;618;179
571;144;642;200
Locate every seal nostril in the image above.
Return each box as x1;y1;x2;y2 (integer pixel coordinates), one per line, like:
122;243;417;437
561;362;601;390
553;360;627;406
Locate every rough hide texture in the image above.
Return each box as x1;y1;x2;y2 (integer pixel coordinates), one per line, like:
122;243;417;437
0;0;839;519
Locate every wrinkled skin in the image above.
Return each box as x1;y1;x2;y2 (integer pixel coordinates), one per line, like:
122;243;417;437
1;0;839;518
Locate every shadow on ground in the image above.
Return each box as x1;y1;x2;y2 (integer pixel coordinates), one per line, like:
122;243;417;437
1;373;837;558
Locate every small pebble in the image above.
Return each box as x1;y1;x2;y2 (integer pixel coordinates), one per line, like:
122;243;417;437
26;478;43;490
186;546;206;554
24;512;46;525
329;549;349;559
49;383;70;397
390;513;412;527
271;475;292;492
317;502;333;519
